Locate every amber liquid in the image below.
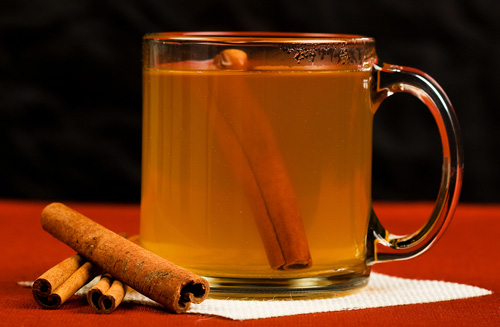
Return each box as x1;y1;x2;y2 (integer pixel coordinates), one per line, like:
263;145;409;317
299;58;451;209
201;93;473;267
141;68;373;281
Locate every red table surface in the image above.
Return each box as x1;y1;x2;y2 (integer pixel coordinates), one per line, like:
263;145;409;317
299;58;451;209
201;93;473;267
1;200;499;326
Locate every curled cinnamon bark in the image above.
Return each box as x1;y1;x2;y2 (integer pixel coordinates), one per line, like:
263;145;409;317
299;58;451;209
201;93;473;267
87;233;135;313
41;202;209;313
88;273;127;314
32;254;100;309
211;49;312;270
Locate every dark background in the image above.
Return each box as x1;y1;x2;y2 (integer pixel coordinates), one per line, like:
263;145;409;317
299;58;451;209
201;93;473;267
1;0;499;203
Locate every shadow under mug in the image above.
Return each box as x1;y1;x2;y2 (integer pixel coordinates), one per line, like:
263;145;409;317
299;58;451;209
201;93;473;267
140;32;463;298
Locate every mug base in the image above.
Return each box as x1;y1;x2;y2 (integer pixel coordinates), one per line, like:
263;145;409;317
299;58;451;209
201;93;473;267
204;271;370;299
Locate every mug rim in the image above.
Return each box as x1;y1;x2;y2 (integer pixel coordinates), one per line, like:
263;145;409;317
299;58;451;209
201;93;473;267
143;31;375;45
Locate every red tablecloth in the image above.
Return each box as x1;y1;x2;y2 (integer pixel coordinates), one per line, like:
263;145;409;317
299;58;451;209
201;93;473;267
1;200;499;326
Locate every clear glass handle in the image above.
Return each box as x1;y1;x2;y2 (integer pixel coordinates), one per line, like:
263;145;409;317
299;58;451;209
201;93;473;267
367;63;464;264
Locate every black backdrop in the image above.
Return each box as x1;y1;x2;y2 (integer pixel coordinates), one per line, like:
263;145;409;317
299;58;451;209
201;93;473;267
1;0;499;203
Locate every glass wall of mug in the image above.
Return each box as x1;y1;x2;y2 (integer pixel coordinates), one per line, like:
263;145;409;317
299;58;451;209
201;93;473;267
140;32;462;298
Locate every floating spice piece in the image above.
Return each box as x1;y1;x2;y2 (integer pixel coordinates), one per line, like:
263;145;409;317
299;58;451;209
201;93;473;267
40;202;209;313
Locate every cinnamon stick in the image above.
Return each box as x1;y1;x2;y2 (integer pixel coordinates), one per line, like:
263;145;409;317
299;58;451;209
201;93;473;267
32;254;100;309
210;49;312;270
40;202;209;313
87;234;137;314
87;273;127;314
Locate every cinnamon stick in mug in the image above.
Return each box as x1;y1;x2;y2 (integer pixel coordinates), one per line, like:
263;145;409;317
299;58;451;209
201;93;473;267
211;50;312;270
40;202;209;313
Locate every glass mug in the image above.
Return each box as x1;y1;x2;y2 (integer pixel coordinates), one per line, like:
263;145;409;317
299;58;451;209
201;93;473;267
140;32;463;298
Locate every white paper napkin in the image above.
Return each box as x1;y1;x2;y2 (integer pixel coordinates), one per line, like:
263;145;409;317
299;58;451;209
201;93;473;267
21;273;491;320
83;273;493;320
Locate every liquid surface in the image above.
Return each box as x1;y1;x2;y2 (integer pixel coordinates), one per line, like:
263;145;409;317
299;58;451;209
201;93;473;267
141;68;373;279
